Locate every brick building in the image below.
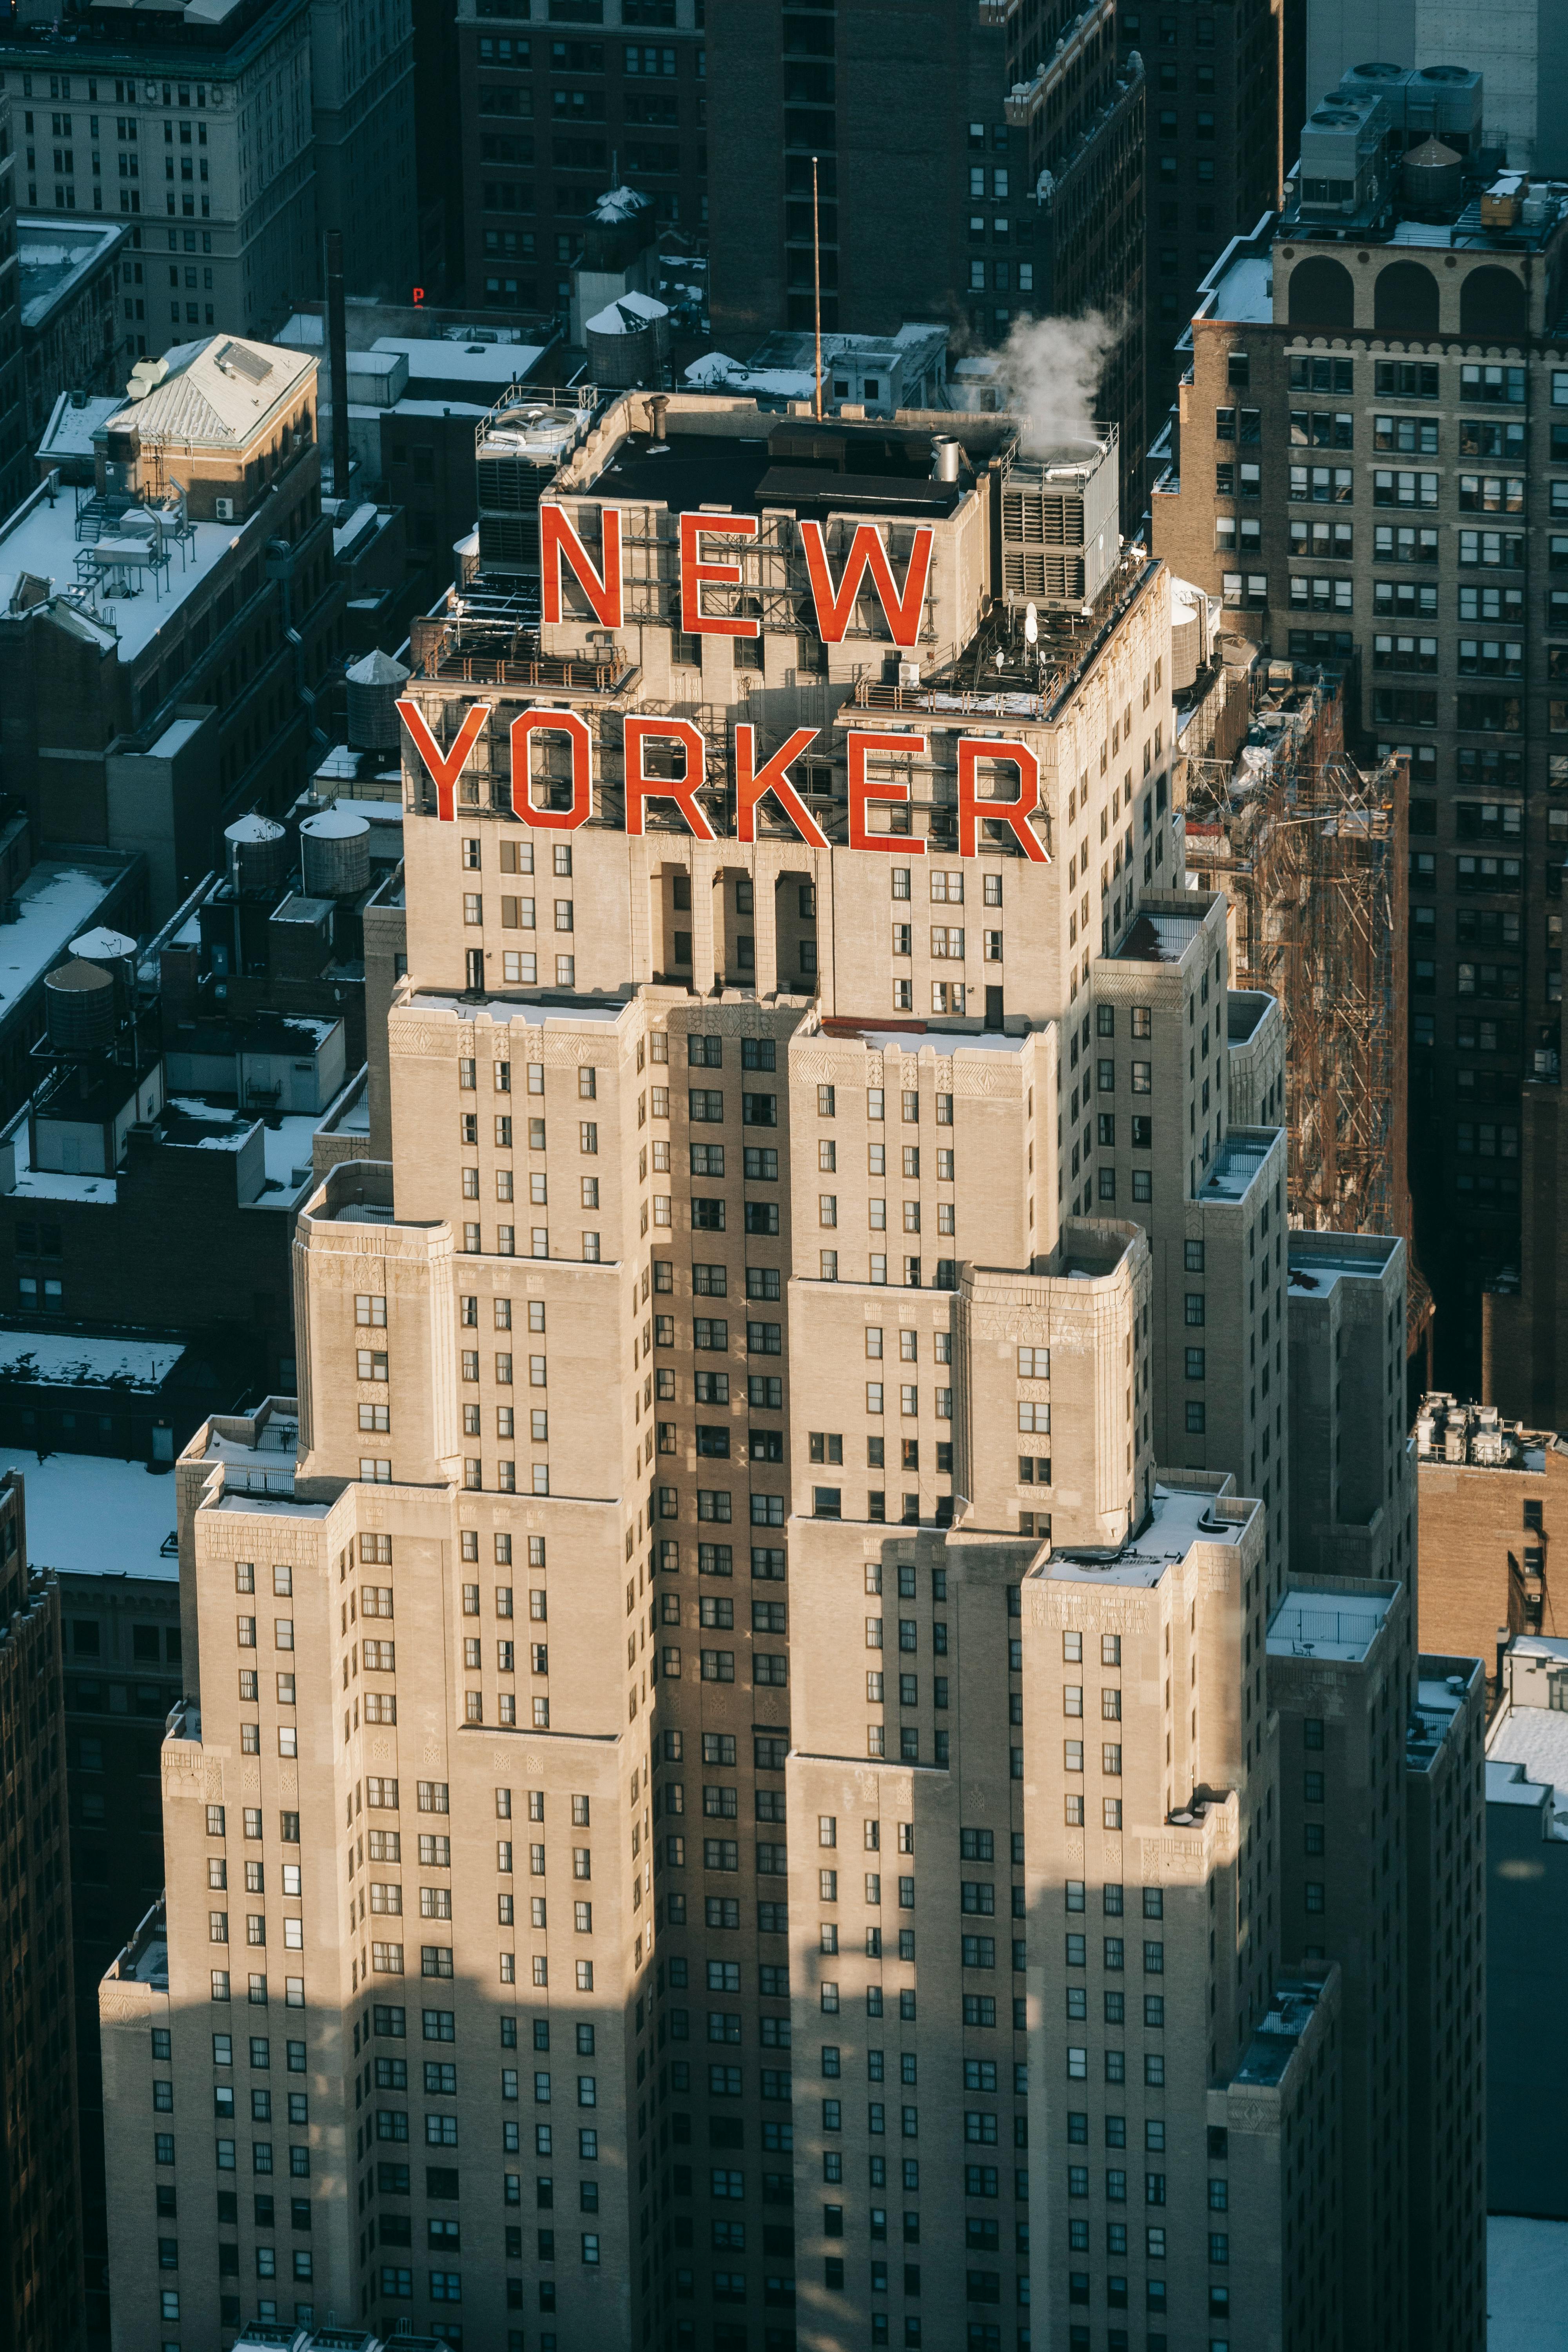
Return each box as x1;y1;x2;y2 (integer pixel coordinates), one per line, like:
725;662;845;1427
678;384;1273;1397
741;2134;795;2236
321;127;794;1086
98;386;1483;2352
707;0;1147;513
1414;1393;1568;1686
1149;69;1568;1377
0;1468;84;2352
454;0;709;320
1116;0;1284;463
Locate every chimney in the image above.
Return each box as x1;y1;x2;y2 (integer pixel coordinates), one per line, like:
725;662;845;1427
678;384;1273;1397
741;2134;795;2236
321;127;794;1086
325;228;351;503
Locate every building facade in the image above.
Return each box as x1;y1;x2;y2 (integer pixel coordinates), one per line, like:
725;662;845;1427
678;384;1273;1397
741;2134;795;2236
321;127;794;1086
453;0;709;321
0;1470;85;2352
100;388;1478;2351
706;0;1147;513
1484;1634;1568;2221
1116;0;1285;459
1150;76;1568;1379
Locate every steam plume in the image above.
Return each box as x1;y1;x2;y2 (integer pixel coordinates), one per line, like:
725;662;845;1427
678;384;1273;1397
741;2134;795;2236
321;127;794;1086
995;309;1120;452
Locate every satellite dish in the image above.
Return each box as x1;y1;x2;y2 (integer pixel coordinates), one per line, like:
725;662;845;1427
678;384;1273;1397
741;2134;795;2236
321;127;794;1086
1024;603;1039;645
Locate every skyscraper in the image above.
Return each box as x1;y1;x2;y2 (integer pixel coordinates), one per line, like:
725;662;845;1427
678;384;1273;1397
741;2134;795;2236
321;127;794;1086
100;385;1481;2350
1149;65;1567;1381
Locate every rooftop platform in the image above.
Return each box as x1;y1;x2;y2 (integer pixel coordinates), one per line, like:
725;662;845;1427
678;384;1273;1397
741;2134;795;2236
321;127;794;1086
1287;1232;1399;1296
1042;1479;1254;1588
1267;1585;1393;1663
0;1446;180;1580
1234;1975;1331;2087
1200;1130;1276;1203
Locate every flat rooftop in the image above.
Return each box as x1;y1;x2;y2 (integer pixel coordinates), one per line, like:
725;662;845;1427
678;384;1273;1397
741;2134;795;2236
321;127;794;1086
1226;989;1272;1044
1267;1586;1392;1663
1234;1976;1329;2087
0;857;137;1016
2;1448;180;1580
1407;1662;1476;1770
0;490;249;664
586;423;975;521
817;1020;1027;1058
1200;1131;1274;1202
18;214;124;330
1205;247;1274;327
1287;1235;1398;1296
0;1329;185;1390
37;389;120;467
408;989;630;1029
1043;1481;1252;1588
1111;908;1205;963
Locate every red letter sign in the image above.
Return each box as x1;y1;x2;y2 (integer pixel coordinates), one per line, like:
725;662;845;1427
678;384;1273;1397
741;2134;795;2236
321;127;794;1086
396;697;488;822
958;738;1049;862
679;512;760;638
624;717;717;840
798;521;933;650
541;503;623;629
734;725;829;850
847;730;927;855
510;708;594;831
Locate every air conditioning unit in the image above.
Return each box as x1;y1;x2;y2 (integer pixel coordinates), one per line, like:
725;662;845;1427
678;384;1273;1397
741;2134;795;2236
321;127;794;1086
215;496;234;521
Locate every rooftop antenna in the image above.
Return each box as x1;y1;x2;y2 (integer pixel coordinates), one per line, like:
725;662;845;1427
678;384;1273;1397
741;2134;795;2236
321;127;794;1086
811;155;823;422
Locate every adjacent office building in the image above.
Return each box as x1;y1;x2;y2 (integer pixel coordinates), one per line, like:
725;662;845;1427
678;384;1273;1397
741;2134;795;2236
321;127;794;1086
1151;64;1568;1376
453;0;709;325
706;0;1147;511
1484;1635;1568;2221
1116;0;1285;445
0;0;416;343
0;1468;85;2352
101;387;1480;2351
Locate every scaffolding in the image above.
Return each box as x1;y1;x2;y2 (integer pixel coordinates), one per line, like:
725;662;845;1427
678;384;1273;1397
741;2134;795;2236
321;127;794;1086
1183;664;1431;1345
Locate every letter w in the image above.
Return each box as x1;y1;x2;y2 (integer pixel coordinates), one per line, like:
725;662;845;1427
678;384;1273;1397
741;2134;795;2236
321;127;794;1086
798;521;933;650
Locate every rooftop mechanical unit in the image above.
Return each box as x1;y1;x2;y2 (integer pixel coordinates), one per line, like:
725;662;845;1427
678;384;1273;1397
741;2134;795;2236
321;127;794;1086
998;428;1118;614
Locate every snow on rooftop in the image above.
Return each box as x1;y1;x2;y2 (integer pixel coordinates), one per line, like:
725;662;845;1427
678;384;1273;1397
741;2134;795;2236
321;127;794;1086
0;1103;117;1205
1;1448;180;1581
1488;2216;1568;2351
0;488;247;663
38;389;121;464
18;218;123;332
148;714;204;760
106;335;314;448
593;184;651;223
372;336;547;386
0;860;132;1012
0;1331;185;1389
586;291;669;337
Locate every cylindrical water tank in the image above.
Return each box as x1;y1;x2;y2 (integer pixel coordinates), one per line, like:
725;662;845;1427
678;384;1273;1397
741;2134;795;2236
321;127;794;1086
225;813;289;897
69;924;137;1024
1402;138;1462;218
300;808;372;899
45;958;116;1053
345;646;410;752
69;925;137;964
931;436;962;483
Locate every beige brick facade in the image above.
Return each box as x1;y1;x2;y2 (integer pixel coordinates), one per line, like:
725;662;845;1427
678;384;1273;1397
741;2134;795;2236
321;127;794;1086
96;392;1480;2352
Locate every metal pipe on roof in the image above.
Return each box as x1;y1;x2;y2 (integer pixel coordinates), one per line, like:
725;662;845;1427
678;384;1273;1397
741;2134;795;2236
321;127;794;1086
325;228;351;503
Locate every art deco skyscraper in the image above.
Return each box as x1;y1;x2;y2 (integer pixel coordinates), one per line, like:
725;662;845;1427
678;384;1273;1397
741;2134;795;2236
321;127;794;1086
100;388;1477;2352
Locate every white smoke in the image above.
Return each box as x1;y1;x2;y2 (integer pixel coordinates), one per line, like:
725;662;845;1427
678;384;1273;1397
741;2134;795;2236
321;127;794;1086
994;309;1120;454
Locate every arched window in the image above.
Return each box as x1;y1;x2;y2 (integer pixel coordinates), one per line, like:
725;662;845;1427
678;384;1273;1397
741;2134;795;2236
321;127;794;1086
1460;266;1527;340
1287;256;1354;332
1373;261;1439;334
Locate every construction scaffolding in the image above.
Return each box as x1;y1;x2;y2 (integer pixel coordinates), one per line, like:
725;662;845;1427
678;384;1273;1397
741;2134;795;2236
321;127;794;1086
1182;661;1432;1348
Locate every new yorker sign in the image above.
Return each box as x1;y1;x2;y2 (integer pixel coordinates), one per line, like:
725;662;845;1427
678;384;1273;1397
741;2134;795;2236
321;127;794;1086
396;507;1052;863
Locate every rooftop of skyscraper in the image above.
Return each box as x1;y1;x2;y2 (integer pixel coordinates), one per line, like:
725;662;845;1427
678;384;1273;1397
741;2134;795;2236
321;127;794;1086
1234;1974;1334;2087
1042;1478;1254;1588
1266;1585;1395;1664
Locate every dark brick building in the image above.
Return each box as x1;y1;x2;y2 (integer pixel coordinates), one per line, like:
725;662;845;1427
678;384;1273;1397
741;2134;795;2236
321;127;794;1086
707;0;1146;512
456;0;709;315
1116;0;1283;450
0;1470;83;2352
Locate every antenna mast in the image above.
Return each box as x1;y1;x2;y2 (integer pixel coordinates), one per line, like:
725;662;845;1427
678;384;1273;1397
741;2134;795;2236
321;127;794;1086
812;155;823;421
